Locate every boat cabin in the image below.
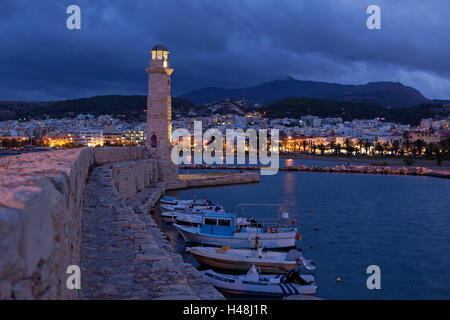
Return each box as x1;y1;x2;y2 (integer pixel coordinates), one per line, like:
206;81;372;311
200;213;236;236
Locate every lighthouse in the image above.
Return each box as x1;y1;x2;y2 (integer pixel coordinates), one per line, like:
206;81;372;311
146;44;177;182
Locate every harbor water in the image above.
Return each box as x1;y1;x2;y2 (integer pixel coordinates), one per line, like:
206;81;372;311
162;164;450;299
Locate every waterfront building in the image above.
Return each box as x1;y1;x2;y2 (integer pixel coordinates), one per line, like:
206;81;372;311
69;128;104;147
103;129;122;145
121;130;146;145
42;134;73;147
408;131;441;144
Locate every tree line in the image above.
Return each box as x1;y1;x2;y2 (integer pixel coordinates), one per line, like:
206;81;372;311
285;137;450;166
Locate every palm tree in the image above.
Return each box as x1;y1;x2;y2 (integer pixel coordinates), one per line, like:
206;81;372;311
356;139;364;155
302;140;307;153
347;145;355;156
318;143;326;155
335;143;342;155
375;143;384;155
402;131;411;155
425;143;434;158
344;138;353;156
364;140;372;155
431;139;449;166
413;139;426;157
329;141;336;154
383;142;390;155
391;141;400;156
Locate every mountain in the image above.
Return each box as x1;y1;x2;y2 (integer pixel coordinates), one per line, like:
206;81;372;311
179;79;430;108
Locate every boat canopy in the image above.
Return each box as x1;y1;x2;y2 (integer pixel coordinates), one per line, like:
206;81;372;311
200;213;236;236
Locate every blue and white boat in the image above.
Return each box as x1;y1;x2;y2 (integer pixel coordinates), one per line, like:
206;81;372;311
160;196;179;205
174;213;298;249
173;212;254;228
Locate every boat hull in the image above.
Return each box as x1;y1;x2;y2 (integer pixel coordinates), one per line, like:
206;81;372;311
202;270;316;297
175;224;296;249
189;250;296;274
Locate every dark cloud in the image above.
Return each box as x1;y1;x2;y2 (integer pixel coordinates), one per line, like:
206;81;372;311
1;0;449;101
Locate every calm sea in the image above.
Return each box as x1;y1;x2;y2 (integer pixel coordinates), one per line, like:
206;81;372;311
165;163;450;299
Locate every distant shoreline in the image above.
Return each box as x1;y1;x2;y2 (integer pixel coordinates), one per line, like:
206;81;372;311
1;147;448;170
279;153;450;169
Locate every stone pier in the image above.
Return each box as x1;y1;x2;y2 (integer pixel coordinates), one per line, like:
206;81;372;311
1;147;258;299
79;163;222;299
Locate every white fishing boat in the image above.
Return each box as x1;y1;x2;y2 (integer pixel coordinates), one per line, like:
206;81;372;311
160;205;225;220
201;265;317;297
162;209;254;226
161;203;224;213
174;213;298;249
186;247;315;274
160;196;210;207
176;213;255;227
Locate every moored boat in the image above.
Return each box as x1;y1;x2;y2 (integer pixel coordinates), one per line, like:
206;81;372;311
161;203;224;213
162;210;254;227
160;196;179;205
176;214;254;227
160;196;211;207
160;204;225;220
186;247;315;273
201;265;317;297
174;213;298;249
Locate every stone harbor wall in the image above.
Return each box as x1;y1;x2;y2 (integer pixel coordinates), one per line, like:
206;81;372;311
0;147;152;299
0;148;92;299
167;172;260;190
0;147;227;300
111;159;160;200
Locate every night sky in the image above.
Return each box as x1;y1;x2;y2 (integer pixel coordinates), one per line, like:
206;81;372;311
1;0;450;101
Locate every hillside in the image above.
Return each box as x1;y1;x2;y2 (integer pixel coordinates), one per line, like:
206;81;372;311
0;95;448;126
0;96;195;121
179;78;430;108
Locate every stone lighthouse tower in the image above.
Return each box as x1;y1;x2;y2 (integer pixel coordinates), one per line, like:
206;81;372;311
146;44;178;183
